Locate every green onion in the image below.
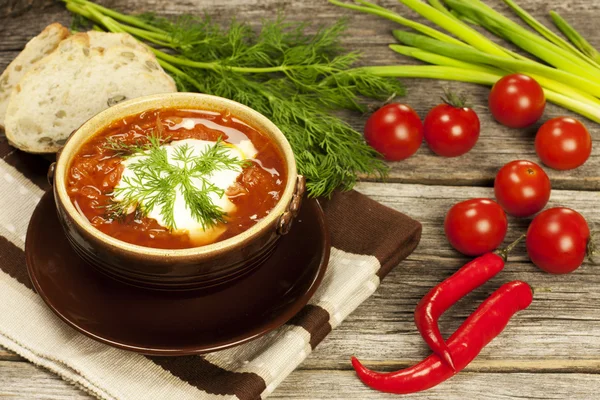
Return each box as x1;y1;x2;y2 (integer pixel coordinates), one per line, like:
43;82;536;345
389;44;600;108
501;0;595;65
427;0;486;30
443;0;600;76
364;65;500;85
67;1;173;46
364;65;600;123
450;9;480;26
393;30;600;97
330;0;600;124
390;44;498;74
541;90;600;124
489;23;600;81
427;0;454;17
77;0;600;128
398;0;510;57
550;11;600;64
327;0;468;47
66;0;166;34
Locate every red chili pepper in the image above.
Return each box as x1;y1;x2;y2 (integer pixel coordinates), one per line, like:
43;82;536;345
352;280;533;394
414;235;524;370
414;252;505;370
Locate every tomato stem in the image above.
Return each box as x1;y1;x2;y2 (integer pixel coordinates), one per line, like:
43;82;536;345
587;231;598;263
495;233;527;262
441;87;471;108
367;91;401;113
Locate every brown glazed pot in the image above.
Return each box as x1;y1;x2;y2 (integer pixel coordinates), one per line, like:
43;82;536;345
51;93;303;290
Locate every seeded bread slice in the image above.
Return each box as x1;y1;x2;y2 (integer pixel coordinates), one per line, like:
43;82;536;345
4;31;177;153
0;23;70;129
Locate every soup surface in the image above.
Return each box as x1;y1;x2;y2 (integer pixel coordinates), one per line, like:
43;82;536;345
67;108;287;249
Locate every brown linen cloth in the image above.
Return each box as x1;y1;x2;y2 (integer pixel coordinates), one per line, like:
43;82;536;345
0;145;421;400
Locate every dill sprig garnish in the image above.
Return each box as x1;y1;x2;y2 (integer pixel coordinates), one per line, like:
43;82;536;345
107;134;248;231
103;133;168;156
63;0;406;197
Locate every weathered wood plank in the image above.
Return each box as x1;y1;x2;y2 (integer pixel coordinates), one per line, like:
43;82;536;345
0;347;21;361
2;360;600;400
272;370;600;399
1;0;600;189
0;360;90;399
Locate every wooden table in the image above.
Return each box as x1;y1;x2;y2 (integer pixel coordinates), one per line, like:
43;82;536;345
2;0;600;398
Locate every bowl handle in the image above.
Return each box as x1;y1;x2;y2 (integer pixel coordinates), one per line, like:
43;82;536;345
277;175;306;236
47;144;68;187
47;162;56;187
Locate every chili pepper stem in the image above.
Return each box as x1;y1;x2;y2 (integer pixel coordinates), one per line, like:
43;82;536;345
495;234;527;262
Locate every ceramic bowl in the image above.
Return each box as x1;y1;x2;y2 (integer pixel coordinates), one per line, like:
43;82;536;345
50;93;304;290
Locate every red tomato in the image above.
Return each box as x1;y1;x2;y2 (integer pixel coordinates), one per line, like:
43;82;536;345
444;198;508;256
423;103;480;157
364;103;423;161
526;208;590;274
494;160;551;217
535;117;592;170
488;74;545;128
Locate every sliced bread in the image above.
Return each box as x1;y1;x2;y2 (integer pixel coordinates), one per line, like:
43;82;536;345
0;23;70;129
4;31;177;153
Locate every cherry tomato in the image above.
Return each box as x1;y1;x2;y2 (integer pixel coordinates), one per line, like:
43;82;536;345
364;103;423;161
535;117;592;170
526;208;590;274
444;198;508;256
488;74;545;128
494;160;551;217
423;103;480;157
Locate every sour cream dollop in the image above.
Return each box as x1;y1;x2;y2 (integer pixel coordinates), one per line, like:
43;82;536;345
114;138;257;243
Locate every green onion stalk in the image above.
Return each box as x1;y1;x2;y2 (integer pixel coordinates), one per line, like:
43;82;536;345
550;11;600;64
501;0;593;64
330;0;600;124
443;0;600;75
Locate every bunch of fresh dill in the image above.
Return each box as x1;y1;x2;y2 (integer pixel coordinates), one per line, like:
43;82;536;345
64;0;405;197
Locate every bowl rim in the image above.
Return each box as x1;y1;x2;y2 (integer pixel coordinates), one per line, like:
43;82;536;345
54;92;298;258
